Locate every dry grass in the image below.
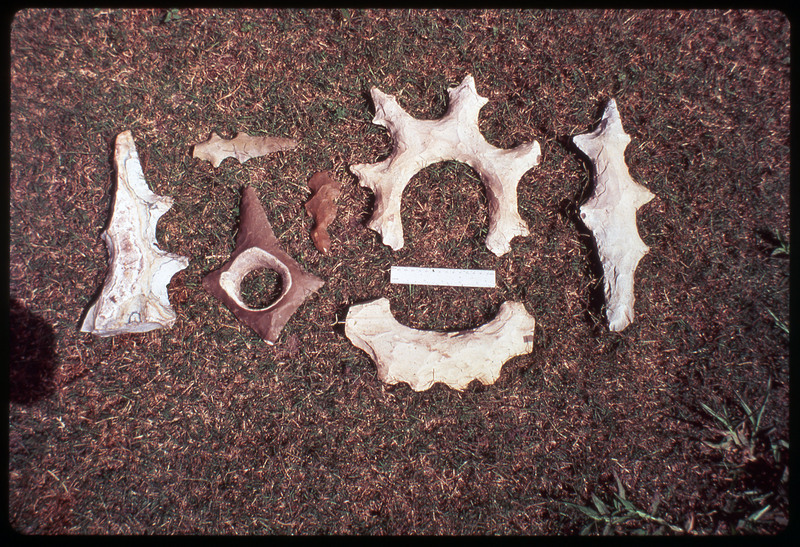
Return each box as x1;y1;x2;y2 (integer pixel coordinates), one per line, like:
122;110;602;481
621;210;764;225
9;9;790;535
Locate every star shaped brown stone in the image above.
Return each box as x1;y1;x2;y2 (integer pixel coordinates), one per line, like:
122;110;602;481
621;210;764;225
203;186;324;345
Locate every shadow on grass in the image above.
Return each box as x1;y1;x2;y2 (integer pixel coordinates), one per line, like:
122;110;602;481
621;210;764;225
559;193;606;331
557;133;605;333
10;299;57;404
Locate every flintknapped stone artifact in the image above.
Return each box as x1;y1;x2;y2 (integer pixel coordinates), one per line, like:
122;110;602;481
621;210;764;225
345;297;536;391
350;74;541;256
193;131;298;168
81;130;190;336
305;170;342;255
573;99;655;332
203;186;324;345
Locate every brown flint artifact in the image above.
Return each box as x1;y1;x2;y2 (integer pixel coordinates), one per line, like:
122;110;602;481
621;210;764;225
203;186;324;344
304;170;342;254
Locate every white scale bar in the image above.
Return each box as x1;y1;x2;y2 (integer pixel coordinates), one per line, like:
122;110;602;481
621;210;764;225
390;266;496;288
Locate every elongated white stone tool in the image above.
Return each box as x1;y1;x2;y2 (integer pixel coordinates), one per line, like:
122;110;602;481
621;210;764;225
350;74;541;256
573;99;655;332
81;131;189;336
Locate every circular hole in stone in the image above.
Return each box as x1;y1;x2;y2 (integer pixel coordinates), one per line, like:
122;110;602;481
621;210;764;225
239;267;283;310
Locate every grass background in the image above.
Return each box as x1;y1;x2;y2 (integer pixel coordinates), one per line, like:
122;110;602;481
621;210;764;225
9;9;790;534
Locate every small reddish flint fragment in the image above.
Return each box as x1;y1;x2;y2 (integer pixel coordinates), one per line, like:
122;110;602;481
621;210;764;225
202;186;324;345
304;171;342;254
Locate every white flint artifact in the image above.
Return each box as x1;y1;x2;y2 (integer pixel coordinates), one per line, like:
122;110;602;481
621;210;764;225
81;131;189;336
193;131;298;168
350;74;541;256
345;297;536;391
573;99;655;332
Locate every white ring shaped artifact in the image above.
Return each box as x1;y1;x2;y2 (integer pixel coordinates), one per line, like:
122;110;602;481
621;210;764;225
218;247;293;312
350;74;541;257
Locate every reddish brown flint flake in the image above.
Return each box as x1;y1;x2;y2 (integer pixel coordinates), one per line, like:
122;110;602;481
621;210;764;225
304;170;342;255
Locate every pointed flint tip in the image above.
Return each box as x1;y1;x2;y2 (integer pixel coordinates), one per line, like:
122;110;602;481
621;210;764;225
370;87;398;123
371;86;392;104
115;130;136;154
452;73;478;94
602;98;623;126
238;185;274;240
449;73;488;110
241;184;258;205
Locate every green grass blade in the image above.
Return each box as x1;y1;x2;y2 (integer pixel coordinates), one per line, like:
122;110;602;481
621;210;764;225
700;402;731;428
564;502;604;522
767;309;790;335
592;493;610;516
734;390;753;420
613;471;627;500
747;505;771;522
754;388;772;431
